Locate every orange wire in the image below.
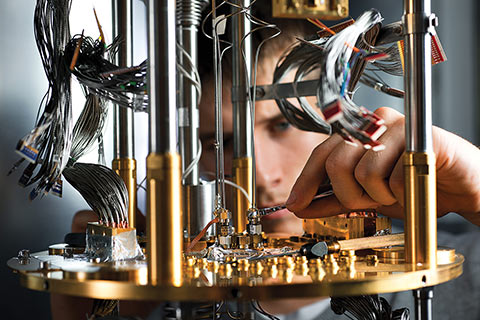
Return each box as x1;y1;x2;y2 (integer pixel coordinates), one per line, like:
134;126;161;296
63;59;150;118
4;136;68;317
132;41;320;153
307;18;363;54
314;18;336;36
93;7;105;45
69;30;84;71
186;217;219;253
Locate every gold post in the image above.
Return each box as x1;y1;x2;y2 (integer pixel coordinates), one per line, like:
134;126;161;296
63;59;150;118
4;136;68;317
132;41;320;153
233;157;253;233
112;158;137;228
147;152;183;286
403;151;437;268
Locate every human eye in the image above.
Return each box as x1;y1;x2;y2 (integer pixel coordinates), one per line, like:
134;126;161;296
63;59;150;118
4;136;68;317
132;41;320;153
271;120;292;133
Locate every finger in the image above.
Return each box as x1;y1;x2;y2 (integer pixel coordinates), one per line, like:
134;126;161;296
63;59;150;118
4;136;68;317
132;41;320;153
377;202;404;220
326;136;378;209
294;195;348;218
287;134;343;212
354;118;405;206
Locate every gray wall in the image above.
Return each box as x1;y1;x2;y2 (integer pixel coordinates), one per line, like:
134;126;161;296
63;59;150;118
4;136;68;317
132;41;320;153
0;1;477;319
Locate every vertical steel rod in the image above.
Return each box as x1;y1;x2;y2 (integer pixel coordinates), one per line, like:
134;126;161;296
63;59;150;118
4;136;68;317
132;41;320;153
403;0;437;268
414;287;434;320
231;0;253;233
212;0;227;210
147;0;183;286
112;0;137;228
177;0;202;186
177;0;214;240
403;0;437;318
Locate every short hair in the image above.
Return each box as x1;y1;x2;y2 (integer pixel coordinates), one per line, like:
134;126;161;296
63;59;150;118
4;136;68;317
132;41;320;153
197;2;318;83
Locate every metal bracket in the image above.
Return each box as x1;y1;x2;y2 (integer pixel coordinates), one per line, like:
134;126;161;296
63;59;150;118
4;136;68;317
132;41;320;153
253;80;318;101
402;13;438;35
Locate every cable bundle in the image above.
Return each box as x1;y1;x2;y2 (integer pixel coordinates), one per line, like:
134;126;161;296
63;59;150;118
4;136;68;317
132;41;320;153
10;0;129;228
274;9;404;150
331;295;410;320
11;0;73;198
64;34;148;112
63;162;128;227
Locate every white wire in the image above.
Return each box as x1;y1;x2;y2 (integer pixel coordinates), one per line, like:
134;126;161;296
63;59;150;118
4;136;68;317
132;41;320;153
200;178;253;207
182;139;202;183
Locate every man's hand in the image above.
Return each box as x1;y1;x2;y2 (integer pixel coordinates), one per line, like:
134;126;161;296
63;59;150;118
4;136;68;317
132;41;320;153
286;107;480;225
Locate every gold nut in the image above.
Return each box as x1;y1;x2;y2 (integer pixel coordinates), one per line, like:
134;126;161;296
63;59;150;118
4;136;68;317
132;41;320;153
237;235;250;249
366;254;379;266
186;257;196;267
308;258;323;268
253;261;264;275
208;261;219;273
225;256;237;263
216;208;230;220
340;250;355;258
296;256;308;264
326;254;337;263
267;257;279;266
194;267;201;278
199;258;209;269
237;259;249;271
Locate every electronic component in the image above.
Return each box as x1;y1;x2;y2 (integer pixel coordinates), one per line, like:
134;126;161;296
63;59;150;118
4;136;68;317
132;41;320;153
85;222;143;262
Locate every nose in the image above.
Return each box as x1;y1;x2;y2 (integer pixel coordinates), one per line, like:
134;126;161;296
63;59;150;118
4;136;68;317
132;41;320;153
254;133;283;193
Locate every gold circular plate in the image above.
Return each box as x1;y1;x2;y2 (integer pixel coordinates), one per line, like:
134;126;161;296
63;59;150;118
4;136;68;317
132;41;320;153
13;249;464;301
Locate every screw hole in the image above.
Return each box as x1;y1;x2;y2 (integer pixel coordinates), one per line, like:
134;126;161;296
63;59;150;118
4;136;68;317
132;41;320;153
422;275;427;283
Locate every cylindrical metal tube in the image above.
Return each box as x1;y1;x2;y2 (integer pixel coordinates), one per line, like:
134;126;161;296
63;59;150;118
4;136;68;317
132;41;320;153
112;0;135;158
147;153;183;287
112;0;136;227
178;26;200;185
414;287;434;320
184;183;215;239
147;0;183;286
232;157;252;232
231;0;253;232
212;0;227;210
112;158;137;228
177;0;206;185
402;0;437;268
148;0;177;154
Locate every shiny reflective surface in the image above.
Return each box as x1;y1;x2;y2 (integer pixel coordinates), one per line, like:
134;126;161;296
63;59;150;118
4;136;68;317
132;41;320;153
10;245;463;300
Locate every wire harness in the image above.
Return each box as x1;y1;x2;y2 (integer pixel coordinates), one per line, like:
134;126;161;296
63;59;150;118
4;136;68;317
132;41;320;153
273;9;405;149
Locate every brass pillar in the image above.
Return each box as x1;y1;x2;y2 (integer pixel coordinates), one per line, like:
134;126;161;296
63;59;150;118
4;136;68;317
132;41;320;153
233;157;253;232
112;0;136;228
147;153;183;286
403;0;437;270
112;158;137;228
403;152;437;268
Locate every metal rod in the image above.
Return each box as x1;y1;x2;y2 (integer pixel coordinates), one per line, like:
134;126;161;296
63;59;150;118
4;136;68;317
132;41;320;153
112;0;137;228
402;0;437;268
177;0;204;185
231;0;253;232
414;287;434;320
177;0;211;240
148;0;177;154
212;0;227;210
146;0;183;286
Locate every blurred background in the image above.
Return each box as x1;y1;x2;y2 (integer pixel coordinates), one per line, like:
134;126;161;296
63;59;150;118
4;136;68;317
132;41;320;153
0;0;478;318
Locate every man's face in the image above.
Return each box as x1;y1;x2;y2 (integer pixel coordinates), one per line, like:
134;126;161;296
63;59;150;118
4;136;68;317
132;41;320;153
199;52;328;235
